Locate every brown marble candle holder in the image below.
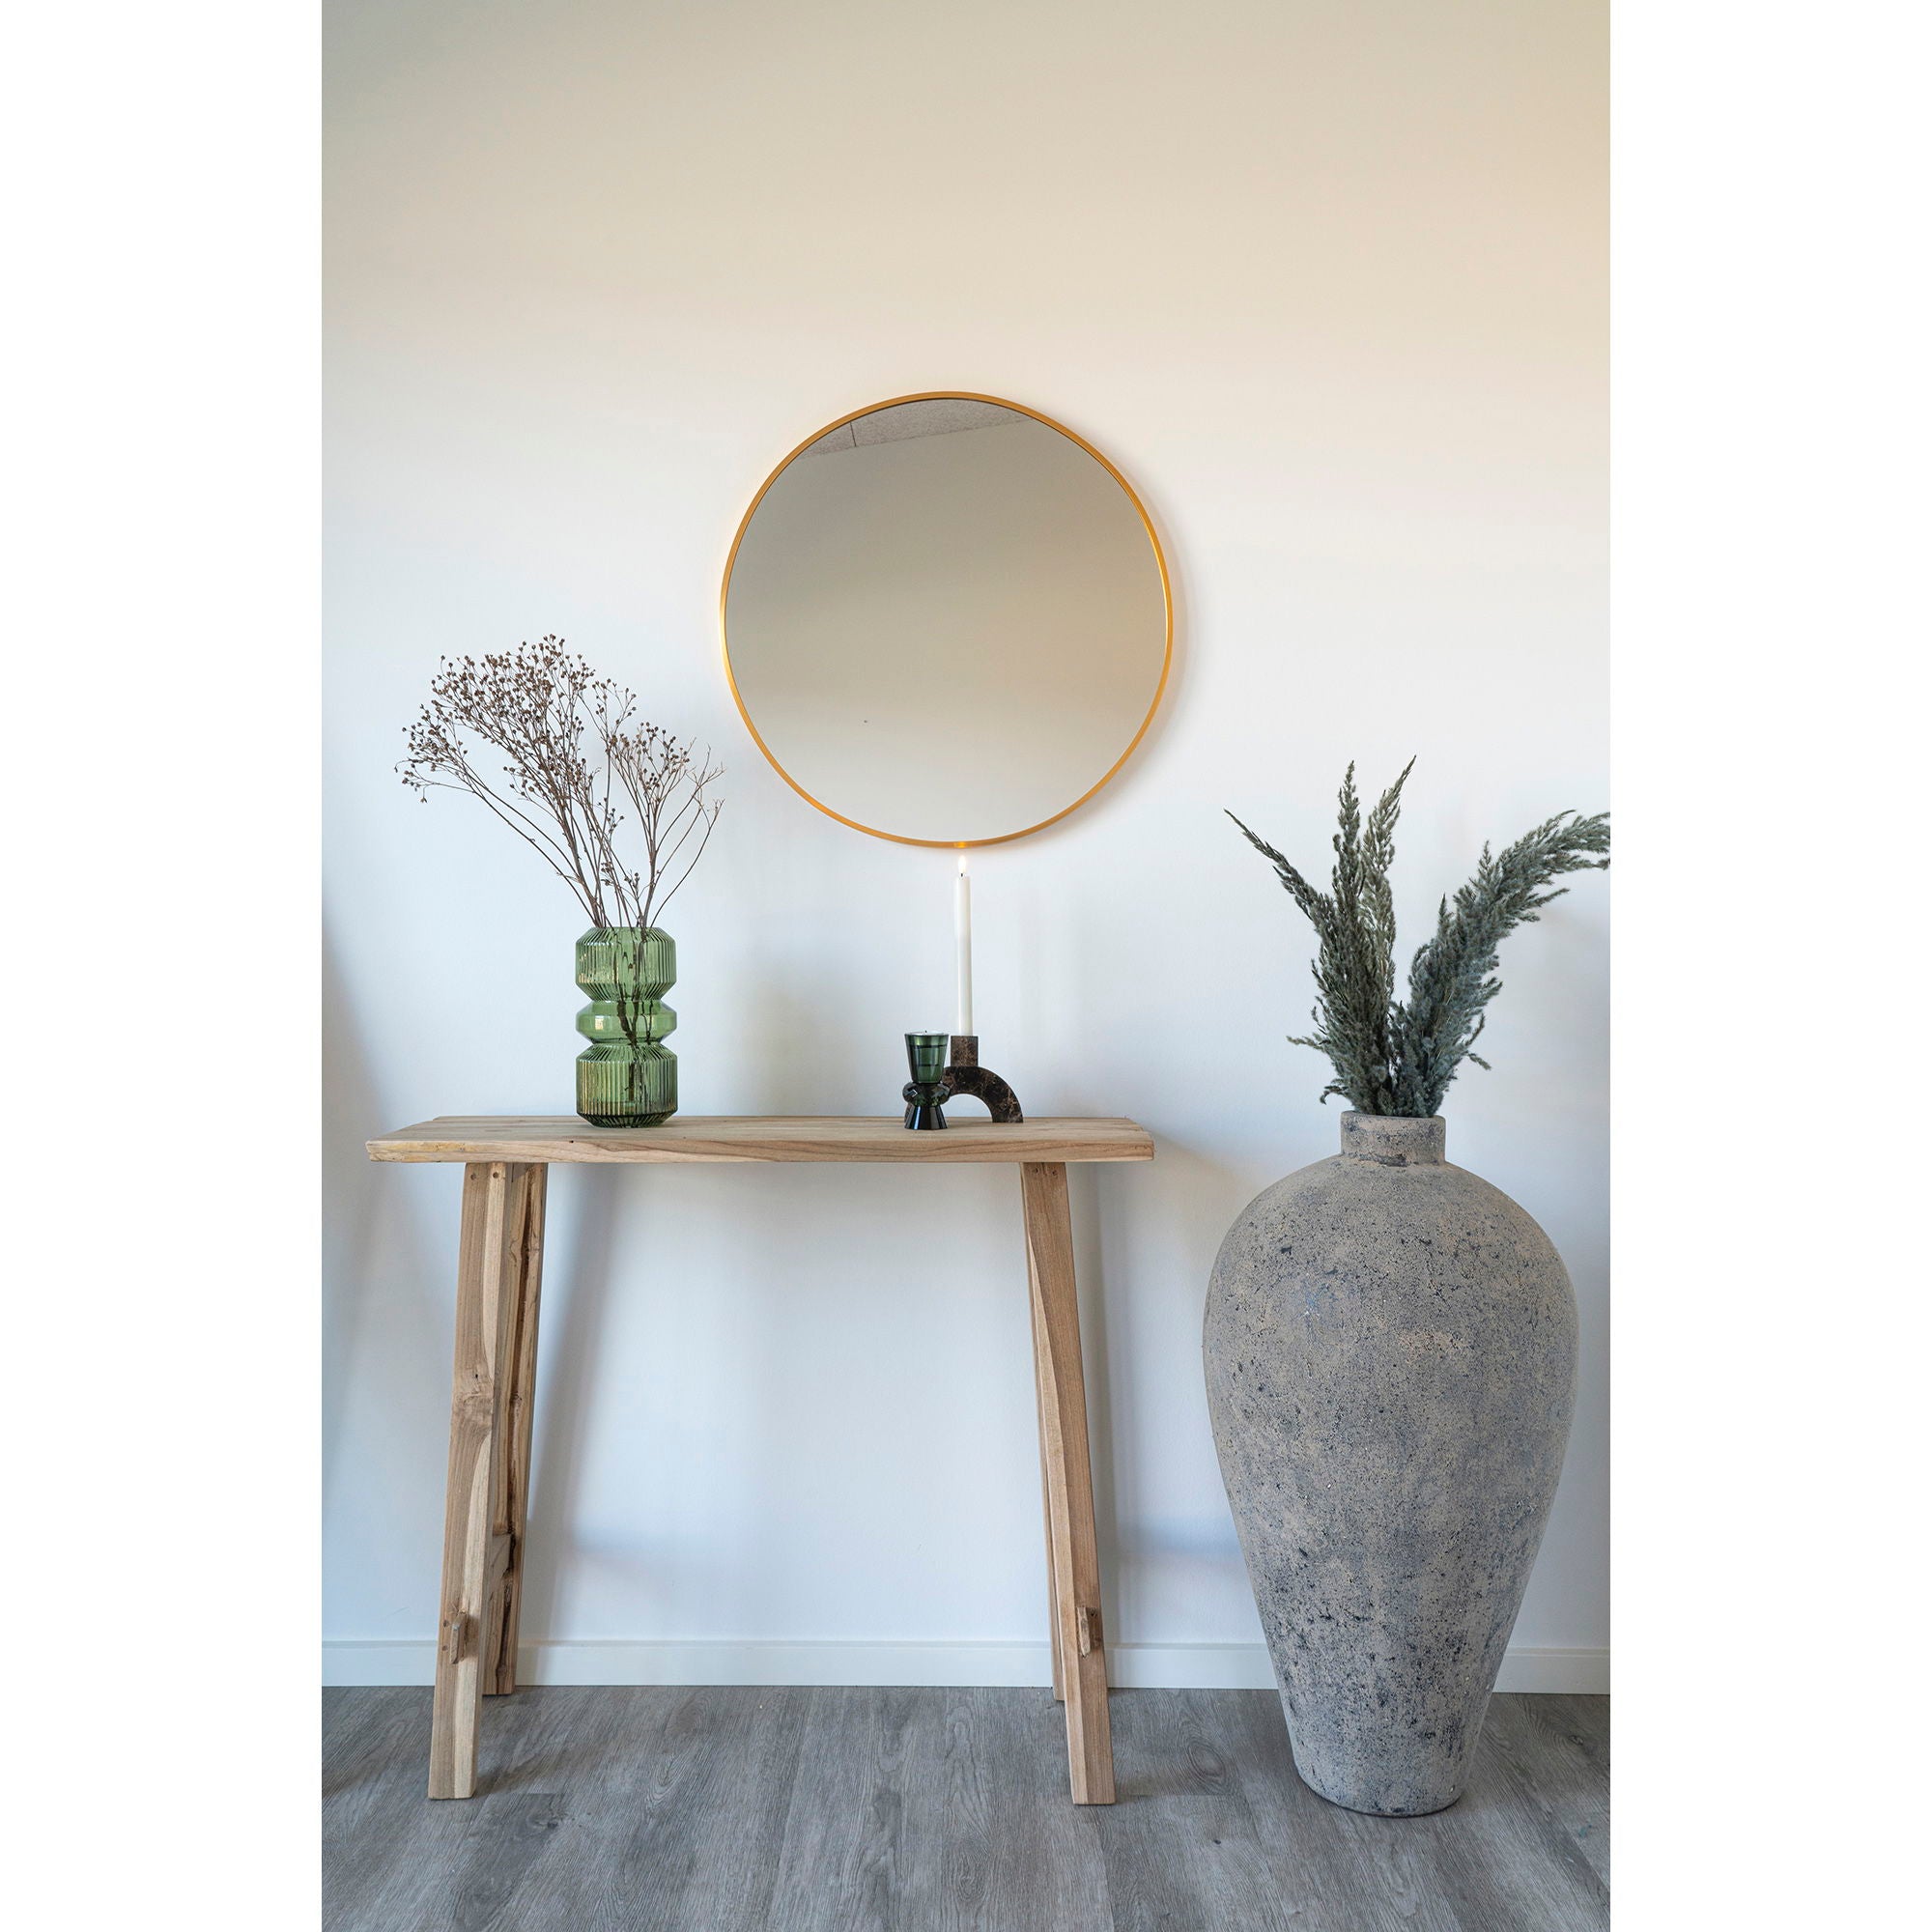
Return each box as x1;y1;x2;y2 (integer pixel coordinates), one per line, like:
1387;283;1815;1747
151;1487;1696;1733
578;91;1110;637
943;1035;1024;1122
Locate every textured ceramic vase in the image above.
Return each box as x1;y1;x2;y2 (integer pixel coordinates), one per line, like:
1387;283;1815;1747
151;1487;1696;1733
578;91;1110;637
1204;1111;1577;1816
574;926;677;1126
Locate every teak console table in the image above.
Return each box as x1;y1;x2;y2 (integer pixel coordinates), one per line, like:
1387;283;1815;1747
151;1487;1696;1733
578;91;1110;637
367;1114;1155;1805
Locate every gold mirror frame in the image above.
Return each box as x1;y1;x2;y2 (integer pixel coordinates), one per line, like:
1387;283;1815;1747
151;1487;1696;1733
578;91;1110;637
720;390;1173;848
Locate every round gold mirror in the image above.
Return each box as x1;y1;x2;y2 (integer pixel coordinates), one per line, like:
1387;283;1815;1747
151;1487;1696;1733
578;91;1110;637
722;392;1171;847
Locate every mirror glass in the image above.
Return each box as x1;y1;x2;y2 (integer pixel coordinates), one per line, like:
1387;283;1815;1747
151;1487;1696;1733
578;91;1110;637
723;395;1170;846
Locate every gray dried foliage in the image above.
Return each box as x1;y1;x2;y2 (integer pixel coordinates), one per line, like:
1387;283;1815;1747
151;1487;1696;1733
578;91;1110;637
400;636;723;933
1229;763;1608;1117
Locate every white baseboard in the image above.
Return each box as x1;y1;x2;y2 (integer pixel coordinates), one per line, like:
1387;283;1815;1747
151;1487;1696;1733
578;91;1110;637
322;1637;1607;1695
1494;1647;1609;1693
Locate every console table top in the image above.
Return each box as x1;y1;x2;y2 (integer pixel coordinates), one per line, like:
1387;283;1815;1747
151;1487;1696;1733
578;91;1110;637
367;1115;1155;1166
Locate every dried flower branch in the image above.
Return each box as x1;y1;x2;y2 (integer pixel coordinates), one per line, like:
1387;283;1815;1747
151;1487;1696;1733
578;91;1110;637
1230;761;1606;1117
400;636;723;933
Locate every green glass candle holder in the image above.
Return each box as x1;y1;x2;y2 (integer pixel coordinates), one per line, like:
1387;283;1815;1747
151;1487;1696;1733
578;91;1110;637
576;926;677;1127
902;1031;952;1130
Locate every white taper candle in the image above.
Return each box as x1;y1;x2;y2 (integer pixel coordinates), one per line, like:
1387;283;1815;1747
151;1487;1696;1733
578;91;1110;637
954;851;973;1037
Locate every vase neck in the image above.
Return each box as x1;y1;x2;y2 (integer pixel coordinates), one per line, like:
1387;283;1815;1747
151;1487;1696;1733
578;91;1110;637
1339;1112;1445;1166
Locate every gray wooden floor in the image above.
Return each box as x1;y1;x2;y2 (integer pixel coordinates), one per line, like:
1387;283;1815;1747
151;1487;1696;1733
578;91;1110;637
324;1686;1607;1931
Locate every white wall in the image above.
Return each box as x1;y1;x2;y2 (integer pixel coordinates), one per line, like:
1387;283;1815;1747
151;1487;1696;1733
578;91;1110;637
324;0;1606;1688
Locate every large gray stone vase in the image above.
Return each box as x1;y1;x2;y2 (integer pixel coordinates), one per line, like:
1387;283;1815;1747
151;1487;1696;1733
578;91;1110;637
1204;1111;1577;1816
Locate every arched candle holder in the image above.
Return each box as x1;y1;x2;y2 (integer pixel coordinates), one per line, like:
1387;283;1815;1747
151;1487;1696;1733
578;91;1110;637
901;1032;1025;1130
943;1035;1024;1122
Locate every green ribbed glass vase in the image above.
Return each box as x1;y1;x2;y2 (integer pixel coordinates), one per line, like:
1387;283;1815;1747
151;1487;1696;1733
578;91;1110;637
575;927;677;1127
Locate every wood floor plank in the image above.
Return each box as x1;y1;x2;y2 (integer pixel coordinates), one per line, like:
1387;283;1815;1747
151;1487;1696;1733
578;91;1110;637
321;1686;1610;1932
325;1697;493;1930
985;1690;1116;1931
905;1689;1113;1932
434;1686;807;1932
1220;1688;1468;1932
430;1790;567;1932
883;1688;999;1932
454;1689;680;1932
767;1686;948;1932
594;1686;810;1930
325;1690;474;1931
1490;1695;1609;1885
323;1685;414;1787
1251;1690;1605;1932
1095;1690;1301;1932
327;1688;633;1932
1406;1695;1608;1925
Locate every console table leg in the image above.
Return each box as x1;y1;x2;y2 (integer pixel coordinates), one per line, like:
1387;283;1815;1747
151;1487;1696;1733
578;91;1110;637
429;1160;540;1799
1020;1161;1116;1804
1027;1286;1067;1703
484;1165;546;1696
